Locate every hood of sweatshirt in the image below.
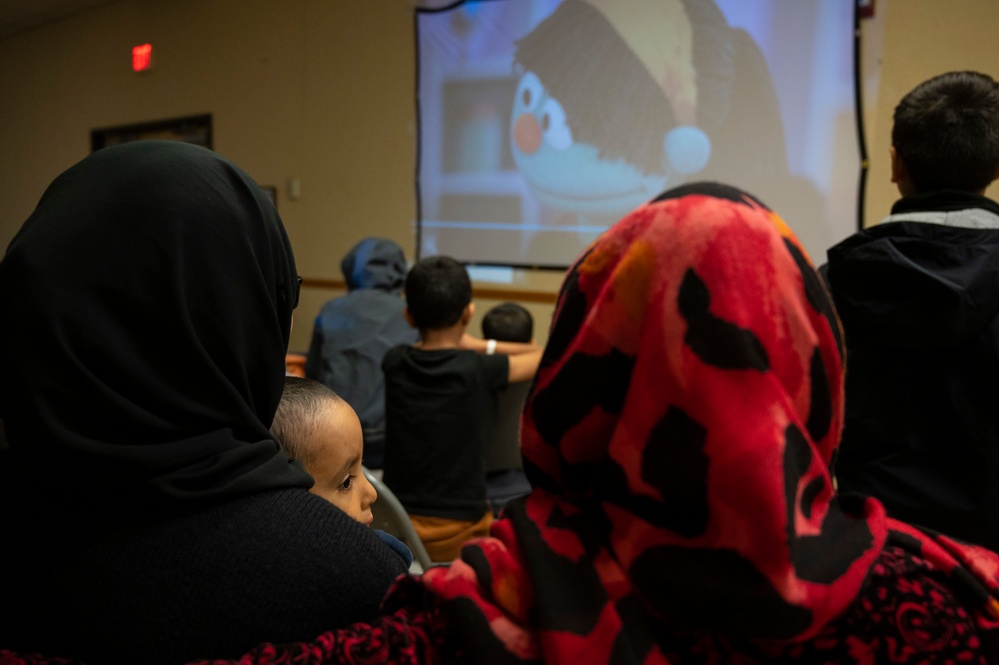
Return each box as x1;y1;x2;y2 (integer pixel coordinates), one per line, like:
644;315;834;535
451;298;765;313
340;237;408;293
826;191;999;350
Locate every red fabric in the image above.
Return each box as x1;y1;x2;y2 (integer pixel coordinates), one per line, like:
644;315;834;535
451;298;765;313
187;581;451;665
436;185;879;631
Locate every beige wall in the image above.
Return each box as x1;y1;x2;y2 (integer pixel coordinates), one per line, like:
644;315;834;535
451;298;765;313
862;0;999;227
1;0;998;352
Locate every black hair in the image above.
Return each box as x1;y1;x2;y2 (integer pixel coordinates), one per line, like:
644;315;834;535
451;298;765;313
482;302;534;343
271;376;344;468
892;71;999;193
404;255;472;331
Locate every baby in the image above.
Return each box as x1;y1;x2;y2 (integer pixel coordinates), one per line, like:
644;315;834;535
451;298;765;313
270;376;377;525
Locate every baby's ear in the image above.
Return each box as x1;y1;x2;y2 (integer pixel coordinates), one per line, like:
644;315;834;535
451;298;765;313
403;307;416;328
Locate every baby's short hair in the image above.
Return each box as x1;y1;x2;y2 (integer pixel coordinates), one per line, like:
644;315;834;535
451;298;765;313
271;376;344;468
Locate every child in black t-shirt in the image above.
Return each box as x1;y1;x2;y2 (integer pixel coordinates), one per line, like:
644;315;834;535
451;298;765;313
382;256;541;562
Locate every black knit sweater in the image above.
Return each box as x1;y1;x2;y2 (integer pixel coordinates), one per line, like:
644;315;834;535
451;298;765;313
0;488;409;665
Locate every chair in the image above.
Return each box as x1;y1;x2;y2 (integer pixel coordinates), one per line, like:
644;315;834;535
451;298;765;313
284;353;307;377
484;381;532;515
362;466;436;572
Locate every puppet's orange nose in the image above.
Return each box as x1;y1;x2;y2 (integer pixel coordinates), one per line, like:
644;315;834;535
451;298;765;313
513;113;541;155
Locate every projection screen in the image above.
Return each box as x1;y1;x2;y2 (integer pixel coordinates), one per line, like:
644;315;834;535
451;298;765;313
416;0;861;269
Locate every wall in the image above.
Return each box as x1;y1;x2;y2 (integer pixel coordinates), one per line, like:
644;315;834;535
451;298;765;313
862;0;999;227
0;0;419;353
1;0;998;353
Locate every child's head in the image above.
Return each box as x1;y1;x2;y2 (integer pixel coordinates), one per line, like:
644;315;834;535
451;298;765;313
271;376;377;525
892;71;999;194
404;255;473;332
482;302;534;343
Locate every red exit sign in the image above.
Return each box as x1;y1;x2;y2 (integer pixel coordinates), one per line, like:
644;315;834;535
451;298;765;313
132;43;153;72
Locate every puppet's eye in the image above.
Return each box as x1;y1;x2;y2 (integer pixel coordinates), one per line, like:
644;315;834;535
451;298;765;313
540;97;573;151
516;72;543;112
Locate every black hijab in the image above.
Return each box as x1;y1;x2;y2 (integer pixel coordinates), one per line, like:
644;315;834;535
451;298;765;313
0;141;313;508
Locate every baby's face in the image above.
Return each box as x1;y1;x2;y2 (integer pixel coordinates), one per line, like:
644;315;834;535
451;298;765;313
305;401;377;526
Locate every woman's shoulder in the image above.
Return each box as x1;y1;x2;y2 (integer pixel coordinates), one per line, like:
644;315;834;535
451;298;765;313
0;488;410;663
782;543;999;663
100;488;410;610
694;543;999;663
190;488;408;568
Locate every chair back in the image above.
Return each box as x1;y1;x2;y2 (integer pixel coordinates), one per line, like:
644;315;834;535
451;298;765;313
485;381;530;471
362;466;435;572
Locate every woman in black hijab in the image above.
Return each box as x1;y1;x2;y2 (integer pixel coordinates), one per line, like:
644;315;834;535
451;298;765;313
0;141;408;665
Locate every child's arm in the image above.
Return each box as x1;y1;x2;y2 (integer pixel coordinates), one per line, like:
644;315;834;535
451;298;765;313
507;348;542;383
460;333;538;356
460;333;542;383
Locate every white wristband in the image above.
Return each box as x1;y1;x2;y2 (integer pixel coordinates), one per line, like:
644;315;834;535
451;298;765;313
485;339;497;355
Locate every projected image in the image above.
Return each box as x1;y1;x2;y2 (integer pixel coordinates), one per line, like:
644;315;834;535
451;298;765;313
417;0;858;268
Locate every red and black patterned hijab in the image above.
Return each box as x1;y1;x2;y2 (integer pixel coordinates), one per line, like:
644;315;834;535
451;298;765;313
422;183;890;659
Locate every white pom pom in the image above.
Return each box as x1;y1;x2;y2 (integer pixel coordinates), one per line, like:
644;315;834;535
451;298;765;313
664;125;711;175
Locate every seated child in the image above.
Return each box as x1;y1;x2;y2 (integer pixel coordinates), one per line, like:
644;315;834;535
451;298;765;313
382;256;542;562
481;302;534;515
271;376;412;566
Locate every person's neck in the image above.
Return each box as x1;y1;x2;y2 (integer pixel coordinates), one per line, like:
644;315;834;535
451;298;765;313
416;323;466;350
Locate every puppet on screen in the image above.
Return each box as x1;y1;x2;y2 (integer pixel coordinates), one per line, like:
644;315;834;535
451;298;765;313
511;0;791;229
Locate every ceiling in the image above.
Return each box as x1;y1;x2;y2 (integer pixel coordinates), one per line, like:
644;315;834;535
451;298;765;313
0;0;113;40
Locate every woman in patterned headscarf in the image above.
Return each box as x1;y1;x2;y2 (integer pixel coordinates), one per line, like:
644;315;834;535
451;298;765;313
35;182;999;665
